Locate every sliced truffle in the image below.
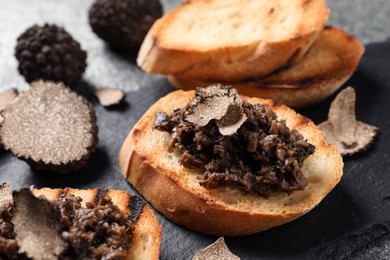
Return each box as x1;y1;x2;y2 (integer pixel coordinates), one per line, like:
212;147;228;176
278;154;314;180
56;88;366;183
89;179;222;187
89;0;163;50
193;237;240;260
0;81;98;173
186;85;247;136
94;87;125;107
15;24;87;86
318;87;378;156
0;89;18;111
12;189;66;260
0;184;12;211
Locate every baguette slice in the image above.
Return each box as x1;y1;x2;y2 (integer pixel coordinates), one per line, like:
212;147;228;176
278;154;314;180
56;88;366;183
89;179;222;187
119;90;343;236
138;0;329;82
168;26;365;109
32;188;162;260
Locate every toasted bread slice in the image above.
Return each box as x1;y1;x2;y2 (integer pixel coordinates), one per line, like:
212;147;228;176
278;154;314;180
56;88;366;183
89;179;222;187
138;0;329;82
119;90;343;236
32;188;161;260
168;26;365;109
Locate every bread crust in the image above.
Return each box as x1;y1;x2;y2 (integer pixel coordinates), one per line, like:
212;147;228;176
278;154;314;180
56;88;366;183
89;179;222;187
168;27;365;109
32;188;162;260
119;90;343;236
137;0;330;81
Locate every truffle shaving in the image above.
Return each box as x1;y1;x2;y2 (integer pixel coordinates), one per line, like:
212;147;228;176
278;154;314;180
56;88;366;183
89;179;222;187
192;237;240;260
0;89;18;111
186;85;247;135
12;189;66;260
318;87;378;155
94;87;125;107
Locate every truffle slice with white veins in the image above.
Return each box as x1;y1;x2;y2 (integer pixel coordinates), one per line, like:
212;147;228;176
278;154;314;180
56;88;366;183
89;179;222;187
94;87;125;107
0;183;12;210
185;85;247;135
0;81;98;173
0;88;18;111
192;237;240;260
12;189;66;260
318;87;378;155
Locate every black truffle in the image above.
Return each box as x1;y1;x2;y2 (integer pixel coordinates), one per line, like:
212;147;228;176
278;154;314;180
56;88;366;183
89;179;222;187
89;0;163;50
15;24;87;86
0;81;98;173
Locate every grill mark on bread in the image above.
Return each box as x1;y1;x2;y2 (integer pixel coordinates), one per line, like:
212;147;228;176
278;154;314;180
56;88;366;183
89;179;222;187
128;196;145;222
268;7;275;15
94;189;107;205
132;128;142;138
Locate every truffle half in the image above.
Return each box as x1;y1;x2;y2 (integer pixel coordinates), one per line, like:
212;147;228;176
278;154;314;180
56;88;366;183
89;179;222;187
89;0;163;50
15;24;87;86
0;81;98;173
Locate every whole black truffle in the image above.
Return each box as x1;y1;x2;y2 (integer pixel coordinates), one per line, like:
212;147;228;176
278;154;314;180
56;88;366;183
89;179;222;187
89;0;163;50
15;24;87;86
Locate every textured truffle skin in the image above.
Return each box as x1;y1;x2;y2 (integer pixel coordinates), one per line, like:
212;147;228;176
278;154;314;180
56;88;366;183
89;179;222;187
15;24;87;86
89;0;163;50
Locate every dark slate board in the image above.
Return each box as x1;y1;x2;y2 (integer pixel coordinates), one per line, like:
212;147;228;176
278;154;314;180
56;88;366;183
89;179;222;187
1;1;390;259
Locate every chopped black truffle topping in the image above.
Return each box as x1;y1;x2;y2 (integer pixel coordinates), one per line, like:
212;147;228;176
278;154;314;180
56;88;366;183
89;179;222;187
155;85;315;196
89;0;163;50
0;186;133;259
15;24;87;86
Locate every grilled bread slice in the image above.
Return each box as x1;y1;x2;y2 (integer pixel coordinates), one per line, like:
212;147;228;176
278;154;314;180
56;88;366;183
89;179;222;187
119;90;343;236
32;188;162;260
168;26;365;109
138;0;329;82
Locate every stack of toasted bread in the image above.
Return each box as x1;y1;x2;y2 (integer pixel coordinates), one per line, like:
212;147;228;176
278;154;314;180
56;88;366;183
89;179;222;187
117;0;348;237
137;0;364;108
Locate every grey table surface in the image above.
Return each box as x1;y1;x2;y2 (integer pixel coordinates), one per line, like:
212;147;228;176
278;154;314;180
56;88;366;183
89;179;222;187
0;0;390;92
1;1;390;259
